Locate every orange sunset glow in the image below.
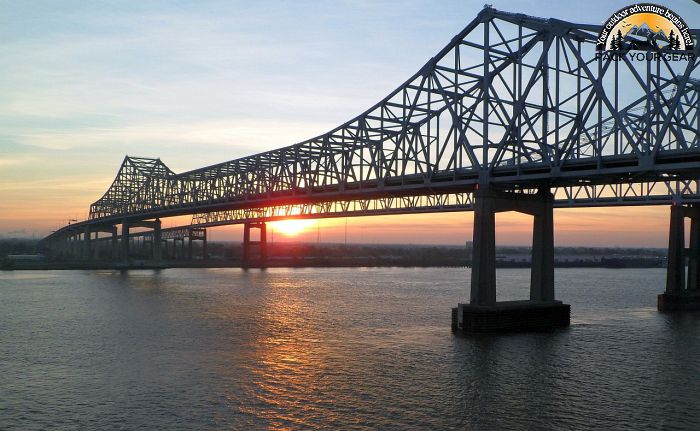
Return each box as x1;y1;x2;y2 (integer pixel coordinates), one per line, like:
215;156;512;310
271;219;316;237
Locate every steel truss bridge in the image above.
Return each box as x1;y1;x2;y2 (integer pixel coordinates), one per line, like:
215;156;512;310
42;7;700;328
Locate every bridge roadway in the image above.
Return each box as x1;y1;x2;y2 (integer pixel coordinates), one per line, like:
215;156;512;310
41;7;700;331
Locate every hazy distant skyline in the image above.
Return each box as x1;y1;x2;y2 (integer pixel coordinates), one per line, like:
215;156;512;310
1;0;698;246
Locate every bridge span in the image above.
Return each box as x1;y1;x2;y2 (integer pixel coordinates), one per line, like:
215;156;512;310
41;7;700;331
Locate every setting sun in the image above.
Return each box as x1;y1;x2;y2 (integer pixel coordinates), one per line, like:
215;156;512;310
271;219;315;236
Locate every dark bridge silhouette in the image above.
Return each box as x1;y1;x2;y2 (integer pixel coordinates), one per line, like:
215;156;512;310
42;7;700;331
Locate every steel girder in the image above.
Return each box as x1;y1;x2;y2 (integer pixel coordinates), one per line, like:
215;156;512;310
180;179;700;229
53;178;700;244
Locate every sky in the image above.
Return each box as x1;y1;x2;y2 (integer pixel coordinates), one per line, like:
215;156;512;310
0;0;698;245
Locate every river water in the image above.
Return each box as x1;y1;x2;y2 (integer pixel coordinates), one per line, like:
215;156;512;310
1;267;699;430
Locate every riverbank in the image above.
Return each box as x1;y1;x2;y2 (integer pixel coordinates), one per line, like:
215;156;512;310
2;239;667;270
2;256;664;271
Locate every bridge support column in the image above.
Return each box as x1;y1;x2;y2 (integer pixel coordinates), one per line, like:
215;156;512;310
453;186;569;333
469;189;497;305
202;231;208;260
243;222;267;268
530;191;555;302
122;219;163;263
91;231;99;259
83;228;94;260
63;235;71;259
70;234;78;259
658;204;700;311
184;228;207;260
179;238;185;259
188;229;193;260
153;219;162;261
63;237;70;259
55;238;64;259
111;227;118;260
687;208;700;292
121;222;130;262
71;234;78;259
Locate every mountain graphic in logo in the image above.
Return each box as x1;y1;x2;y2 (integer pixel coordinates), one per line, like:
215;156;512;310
608;22;680;51
630;23;668;39
624;23;670;50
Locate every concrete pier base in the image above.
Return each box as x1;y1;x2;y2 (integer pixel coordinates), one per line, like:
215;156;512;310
452;300;570;333
660;205;700;312
455;187;567;334
658;292;700;312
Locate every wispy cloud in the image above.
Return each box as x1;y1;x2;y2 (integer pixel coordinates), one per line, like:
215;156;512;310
0;155;36;167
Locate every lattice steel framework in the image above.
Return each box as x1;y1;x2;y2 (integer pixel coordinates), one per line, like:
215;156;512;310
90;157;175;217
42;7;699;243
183;179;700;228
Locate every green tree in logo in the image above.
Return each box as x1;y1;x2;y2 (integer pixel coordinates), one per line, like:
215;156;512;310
671;30;681;50
616;29;623;50
668;30;683;50
669;30;676;50
609;34;617;50
609;29;624;51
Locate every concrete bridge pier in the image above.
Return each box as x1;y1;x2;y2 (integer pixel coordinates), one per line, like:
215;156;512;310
452;186;570;333
179;237;185;259
187;228;207;260
82;228;93;259
69;233;78;259
152;220;162;261
120;219;162;262
658;204;700;311
188;234;193;260
86;226;118;260
121;222;130;261
202;232;208;260
167;238;175;259
59;235;71;259
168;237;188;260
243;222;267;268
82;227;116;260
110;226;118;260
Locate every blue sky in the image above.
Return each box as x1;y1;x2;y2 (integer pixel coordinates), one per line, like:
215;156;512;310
0;0;697;243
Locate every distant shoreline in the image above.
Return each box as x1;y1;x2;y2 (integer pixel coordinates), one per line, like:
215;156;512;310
2;239;667;271
2;258;665;271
